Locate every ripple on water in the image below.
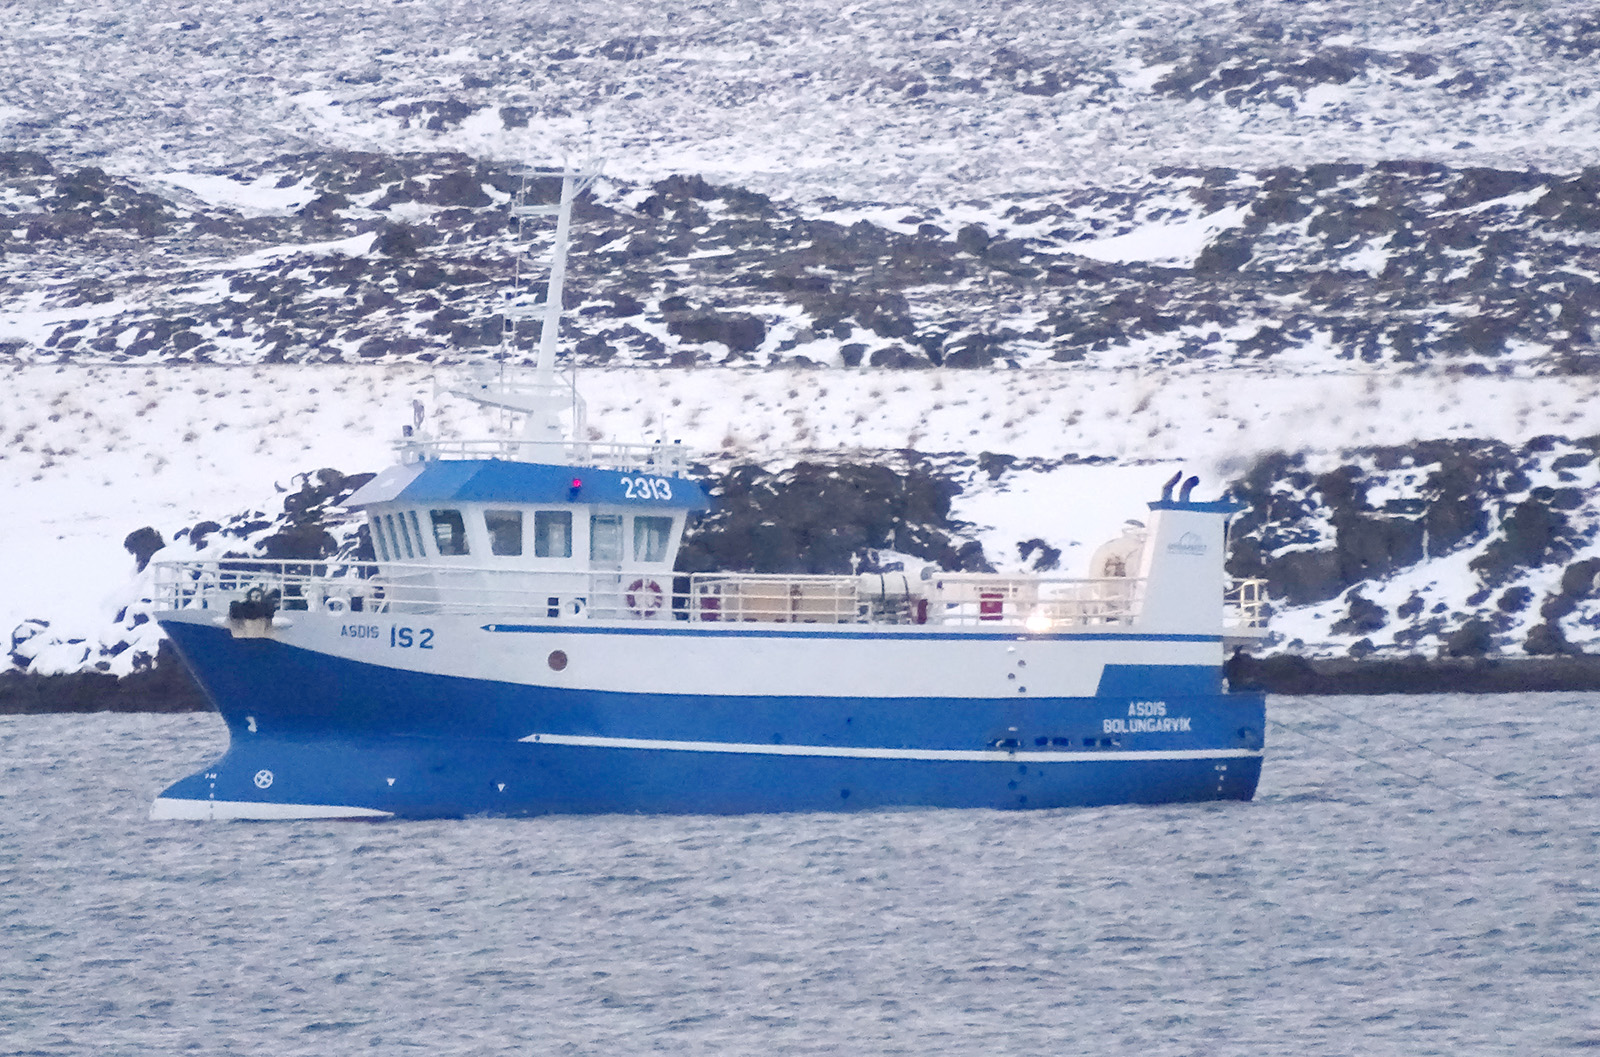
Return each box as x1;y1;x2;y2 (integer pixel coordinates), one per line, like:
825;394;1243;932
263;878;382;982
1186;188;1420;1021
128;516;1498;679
1;695;1598;1055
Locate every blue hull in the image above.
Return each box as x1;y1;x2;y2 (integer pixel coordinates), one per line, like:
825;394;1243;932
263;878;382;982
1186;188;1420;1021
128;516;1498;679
155;620;1265;820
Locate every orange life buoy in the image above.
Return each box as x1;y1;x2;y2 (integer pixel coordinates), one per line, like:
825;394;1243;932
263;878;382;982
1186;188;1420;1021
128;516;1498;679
626;578;665;617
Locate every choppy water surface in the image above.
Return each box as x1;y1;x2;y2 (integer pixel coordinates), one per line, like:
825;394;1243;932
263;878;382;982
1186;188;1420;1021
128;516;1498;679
2;694;1597;1055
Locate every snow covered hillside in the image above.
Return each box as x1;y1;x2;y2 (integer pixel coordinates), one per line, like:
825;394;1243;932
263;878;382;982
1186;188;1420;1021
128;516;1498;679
3;0;1597;204
2;0;1599;679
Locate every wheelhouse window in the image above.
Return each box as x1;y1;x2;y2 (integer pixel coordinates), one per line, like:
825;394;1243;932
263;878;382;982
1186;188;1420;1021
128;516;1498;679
390;514;415;559
369;517;390;561
634;516;673;563
485;509;523;556
430;509;470;556
534;510;572;558
590;514;623;563
407;511;426;556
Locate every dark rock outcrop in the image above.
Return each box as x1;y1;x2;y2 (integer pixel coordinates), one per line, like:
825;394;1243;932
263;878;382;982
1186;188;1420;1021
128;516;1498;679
123;527;165;572
677;461;985;576
6;152;1598;374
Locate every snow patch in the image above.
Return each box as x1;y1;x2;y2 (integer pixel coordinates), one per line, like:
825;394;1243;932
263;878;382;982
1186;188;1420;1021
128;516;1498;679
217;232;378;270
152;170;321;217
1068;206;1248;267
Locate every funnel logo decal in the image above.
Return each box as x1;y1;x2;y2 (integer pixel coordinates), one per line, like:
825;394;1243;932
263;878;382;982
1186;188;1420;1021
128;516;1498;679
1167;532;1208;556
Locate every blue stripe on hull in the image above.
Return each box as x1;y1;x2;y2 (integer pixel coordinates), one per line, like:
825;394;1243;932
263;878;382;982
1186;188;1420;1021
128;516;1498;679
483;622;1224;643
158;620;1265;820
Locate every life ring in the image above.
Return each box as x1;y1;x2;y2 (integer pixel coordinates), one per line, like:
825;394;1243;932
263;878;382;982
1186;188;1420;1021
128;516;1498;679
626;578;665;617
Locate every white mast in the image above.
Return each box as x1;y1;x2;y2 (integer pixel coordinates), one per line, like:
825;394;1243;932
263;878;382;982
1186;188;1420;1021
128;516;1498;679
514;166;599;450
535;170;578;380
418;162;689;474
509;167;572;449
444;165;601;459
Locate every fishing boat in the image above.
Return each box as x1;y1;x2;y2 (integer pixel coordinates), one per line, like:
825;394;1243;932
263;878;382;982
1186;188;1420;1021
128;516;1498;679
149;168;1268;820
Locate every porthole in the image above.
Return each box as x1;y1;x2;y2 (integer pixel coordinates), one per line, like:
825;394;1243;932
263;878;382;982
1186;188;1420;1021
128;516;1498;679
547;650;568;671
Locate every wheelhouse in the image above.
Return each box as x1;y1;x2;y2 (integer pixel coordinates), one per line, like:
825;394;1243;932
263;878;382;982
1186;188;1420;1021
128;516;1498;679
348;459;708;570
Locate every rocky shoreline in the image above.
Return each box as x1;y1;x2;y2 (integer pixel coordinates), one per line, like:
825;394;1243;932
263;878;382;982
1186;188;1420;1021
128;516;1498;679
0;658;209;715
6;652;1600;715
1225;651;1600;696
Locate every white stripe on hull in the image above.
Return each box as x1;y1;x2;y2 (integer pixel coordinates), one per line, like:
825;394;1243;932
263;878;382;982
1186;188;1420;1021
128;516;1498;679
150;797;394;821
521;732;1263;763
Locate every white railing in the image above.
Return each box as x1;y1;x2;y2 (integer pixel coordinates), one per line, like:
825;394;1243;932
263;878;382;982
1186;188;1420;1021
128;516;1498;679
922;573;1145;628
689;572;864;624
151;560;1266;633
1224;578;1270;637
398;438;696;474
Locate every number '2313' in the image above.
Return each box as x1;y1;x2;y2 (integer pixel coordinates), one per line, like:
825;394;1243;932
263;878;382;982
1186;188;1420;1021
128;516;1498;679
621;476;672;500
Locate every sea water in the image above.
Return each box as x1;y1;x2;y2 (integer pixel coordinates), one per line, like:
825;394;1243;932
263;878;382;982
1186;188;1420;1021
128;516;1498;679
1;694;1596;1056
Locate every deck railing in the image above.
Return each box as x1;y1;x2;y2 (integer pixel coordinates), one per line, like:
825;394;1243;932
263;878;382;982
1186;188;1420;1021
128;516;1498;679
1224;578;1270;634
688;573;867;624
920;572;1144;628
151;560;1268;634
398;438;696;474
